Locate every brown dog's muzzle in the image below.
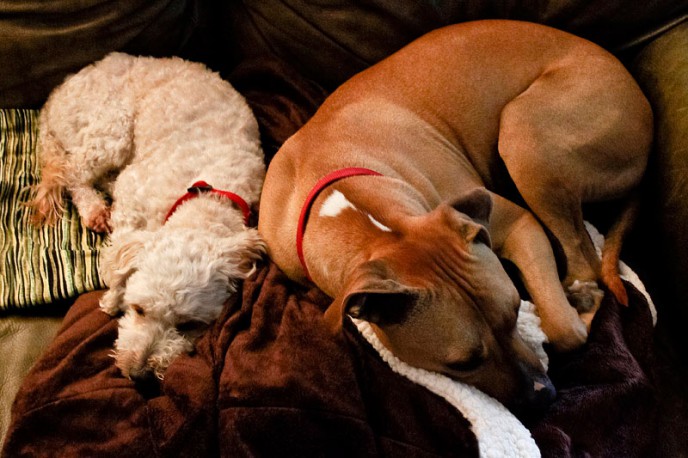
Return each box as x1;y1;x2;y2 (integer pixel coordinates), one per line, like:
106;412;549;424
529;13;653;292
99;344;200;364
511;367;557;414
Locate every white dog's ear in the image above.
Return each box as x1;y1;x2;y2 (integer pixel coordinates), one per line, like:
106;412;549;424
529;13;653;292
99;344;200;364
99;232;150;315
214;228;266;280
100;231;150;285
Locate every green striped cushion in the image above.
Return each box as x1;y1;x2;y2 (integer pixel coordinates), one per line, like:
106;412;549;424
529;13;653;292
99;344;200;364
0;109;105;310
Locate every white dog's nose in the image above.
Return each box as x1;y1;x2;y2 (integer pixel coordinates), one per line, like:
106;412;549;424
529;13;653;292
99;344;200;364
114;309;196;381
125;364;157;382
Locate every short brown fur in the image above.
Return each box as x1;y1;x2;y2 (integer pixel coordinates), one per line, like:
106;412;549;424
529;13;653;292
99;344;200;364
259;20;652;409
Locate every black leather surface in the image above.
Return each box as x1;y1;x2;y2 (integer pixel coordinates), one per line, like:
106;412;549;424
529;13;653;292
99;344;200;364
224;0;688;91
0;0;202;107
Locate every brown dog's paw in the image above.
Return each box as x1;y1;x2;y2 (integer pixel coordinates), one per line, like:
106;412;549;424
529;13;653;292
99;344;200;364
540;309;588;352
566;280;604;314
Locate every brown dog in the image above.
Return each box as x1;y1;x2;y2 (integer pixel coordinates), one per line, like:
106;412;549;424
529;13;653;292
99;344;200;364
258;20;652;410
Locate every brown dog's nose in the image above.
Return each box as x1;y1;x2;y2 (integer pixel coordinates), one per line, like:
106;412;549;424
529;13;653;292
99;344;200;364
527;375;557;410
509;374;556;419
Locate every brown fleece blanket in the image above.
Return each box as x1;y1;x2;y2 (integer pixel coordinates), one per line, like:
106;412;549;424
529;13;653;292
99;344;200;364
1;59;663;457
1;260;659;457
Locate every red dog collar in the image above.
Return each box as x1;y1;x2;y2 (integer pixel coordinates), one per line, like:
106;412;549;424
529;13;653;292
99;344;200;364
164;180;251;226
296;167;383;281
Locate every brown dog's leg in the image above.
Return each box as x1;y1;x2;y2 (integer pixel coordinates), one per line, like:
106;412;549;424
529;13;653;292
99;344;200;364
43;79;134;233
489;193;588;350
497;64;648;320
498;133;603;317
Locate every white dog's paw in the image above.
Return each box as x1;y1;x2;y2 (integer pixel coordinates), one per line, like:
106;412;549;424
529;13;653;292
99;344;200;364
85;206;112;233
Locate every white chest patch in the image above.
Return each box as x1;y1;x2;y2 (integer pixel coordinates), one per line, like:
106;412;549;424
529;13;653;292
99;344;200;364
319;190;357;217
319;189;393;233
367;214;392;232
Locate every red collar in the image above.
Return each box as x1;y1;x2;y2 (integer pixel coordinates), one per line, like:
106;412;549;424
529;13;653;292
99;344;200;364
296;167;383;281
164;180;251;226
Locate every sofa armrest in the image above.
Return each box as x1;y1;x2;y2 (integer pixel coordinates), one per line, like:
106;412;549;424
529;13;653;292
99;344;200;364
631;21;688;338
0;315;63;446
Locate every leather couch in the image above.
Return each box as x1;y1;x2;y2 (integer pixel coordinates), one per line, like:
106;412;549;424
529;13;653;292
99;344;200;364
2;0;688;448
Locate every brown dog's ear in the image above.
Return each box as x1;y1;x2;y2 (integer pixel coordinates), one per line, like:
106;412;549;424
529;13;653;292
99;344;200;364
331;259;419;326
456;218;492;248
448;188;492;247
323;260;419;330
344;289;418;325
450;187;492;227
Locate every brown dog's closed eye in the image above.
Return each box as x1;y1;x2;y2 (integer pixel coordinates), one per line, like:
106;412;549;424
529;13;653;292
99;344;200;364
446;348;486;372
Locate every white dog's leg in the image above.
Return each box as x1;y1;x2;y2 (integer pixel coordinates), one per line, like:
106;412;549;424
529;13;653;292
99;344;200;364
48;79;135;233
70;185;112;233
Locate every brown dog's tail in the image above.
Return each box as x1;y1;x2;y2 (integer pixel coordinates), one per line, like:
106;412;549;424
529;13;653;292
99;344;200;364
28;132;69;226
600;192;640;306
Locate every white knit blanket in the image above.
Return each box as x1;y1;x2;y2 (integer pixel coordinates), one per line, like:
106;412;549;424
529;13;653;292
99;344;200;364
353;223;655;458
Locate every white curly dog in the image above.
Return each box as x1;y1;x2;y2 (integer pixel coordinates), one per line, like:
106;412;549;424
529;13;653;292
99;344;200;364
30;52;266;381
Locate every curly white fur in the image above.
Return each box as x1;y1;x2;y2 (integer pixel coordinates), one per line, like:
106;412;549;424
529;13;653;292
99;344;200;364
31;52;266;380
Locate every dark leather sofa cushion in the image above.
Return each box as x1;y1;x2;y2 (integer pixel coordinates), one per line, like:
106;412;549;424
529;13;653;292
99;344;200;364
0;0;203;108
2;0;687;106
225;0;688;91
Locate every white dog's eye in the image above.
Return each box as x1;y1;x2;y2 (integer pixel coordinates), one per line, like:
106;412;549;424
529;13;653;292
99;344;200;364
132;304;145;316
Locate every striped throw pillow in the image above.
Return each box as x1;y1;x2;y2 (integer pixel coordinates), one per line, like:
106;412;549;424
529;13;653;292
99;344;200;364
0;109;105;310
